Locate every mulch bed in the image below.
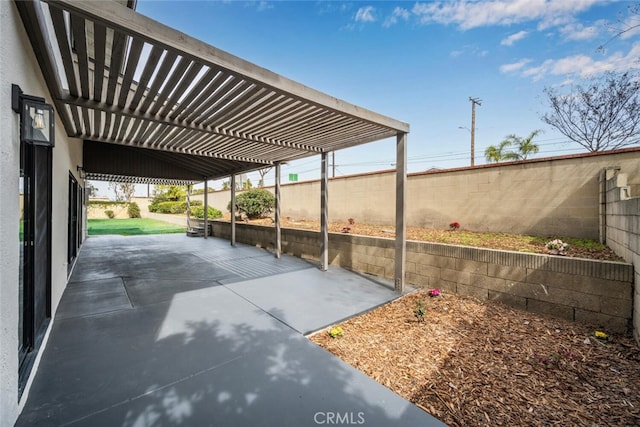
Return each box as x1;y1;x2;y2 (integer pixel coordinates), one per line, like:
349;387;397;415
310;290;640;426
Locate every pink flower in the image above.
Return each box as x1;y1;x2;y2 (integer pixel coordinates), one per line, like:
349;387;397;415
428;288;441;297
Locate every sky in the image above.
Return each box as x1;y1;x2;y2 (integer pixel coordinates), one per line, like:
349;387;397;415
94;0;640;196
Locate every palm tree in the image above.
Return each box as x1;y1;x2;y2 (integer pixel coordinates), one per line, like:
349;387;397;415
484;140;514;163
509;129;542;160
485;130;542;163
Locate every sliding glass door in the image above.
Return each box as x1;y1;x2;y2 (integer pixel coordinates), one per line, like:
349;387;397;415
18;142;52;394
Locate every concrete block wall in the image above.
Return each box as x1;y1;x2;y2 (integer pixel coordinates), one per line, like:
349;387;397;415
198;148;640;240
211;221;634;334
603;172;640;342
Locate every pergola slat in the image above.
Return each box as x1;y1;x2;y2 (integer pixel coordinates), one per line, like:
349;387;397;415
92;21;107;101
117;37;145;108
216;92;286;130
159;61;204;117
109;114;123;141
105;30;126;105
187;74;240;123
70;15;90;98
48;5;79;97
204;86;266;128
129;45;164;111
139;50;177;113
101;109;112;139
148;56;191;116
93;109;101;138
168;67;219;120
198;80;256;127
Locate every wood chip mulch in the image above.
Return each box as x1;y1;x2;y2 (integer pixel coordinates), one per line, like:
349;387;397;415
309;290;640;426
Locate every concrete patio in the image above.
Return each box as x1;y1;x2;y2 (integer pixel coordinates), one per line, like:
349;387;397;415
16;234;444;426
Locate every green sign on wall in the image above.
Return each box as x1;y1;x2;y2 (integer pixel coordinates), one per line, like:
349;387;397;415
288;173;298;182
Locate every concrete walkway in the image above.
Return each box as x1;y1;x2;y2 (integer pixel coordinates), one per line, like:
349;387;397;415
16;234;445;426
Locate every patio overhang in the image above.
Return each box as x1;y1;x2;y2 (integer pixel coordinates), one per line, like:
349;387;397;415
16;0;408;182
15;0;409;291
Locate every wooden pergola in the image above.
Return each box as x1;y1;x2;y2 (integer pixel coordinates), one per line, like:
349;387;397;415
16;0;410;291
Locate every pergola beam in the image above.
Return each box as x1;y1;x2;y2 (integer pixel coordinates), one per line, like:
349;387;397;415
59;95;322;154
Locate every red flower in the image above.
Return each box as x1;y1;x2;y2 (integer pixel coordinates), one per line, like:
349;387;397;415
449;221;461;230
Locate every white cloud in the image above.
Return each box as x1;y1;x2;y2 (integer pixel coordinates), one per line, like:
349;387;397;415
559;21;604;41
501;30;528;46
513;41;640;81
355;6;376;23
412;0;602;30
500;59;532;73
383;7;410;28
449;45;489;58
619;16;640;40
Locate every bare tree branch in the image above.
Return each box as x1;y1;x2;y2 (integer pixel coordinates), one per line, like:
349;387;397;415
541;72;640;152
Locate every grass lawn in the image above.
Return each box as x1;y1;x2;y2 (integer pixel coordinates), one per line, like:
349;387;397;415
88;218;186;236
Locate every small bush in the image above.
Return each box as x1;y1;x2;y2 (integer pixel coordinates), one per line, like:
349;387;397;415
328;326;344;338
414;300;426;322
104;210;115;219
170;202;185;214
128;202;141;218
227;188;275;219
192;206;222;220
152;201;184;214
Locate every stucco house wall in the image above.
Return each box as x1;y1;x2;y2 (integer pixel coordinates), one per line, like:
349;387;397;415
0;2;84;425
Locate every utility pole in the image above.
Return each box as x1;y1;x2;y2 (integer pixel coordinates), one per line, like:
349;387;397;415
469;97;482;166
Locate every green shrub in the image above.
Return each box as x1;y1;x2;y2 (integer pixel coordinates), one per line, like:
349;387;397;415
170;202;185;214
151;201;183;214
128;202;141;218
191;206;222;219
227;188;275;219
178;200;202;212
104;210;115;219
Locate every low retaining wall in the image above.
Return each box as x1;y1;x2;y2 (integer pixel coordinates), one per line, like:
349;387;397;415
211;221;634;334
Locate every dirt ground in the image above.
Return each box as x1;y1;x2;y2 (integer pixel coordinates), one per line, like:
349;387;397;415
310;290;640;426
241;216;623;261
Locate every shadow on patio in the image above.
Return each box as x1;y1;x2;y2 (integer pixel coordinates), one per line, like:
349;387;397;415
16;234;444;426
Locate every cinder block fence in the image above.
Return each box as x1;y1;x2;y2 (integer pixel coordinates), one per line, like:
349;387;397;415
212;221;634;334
